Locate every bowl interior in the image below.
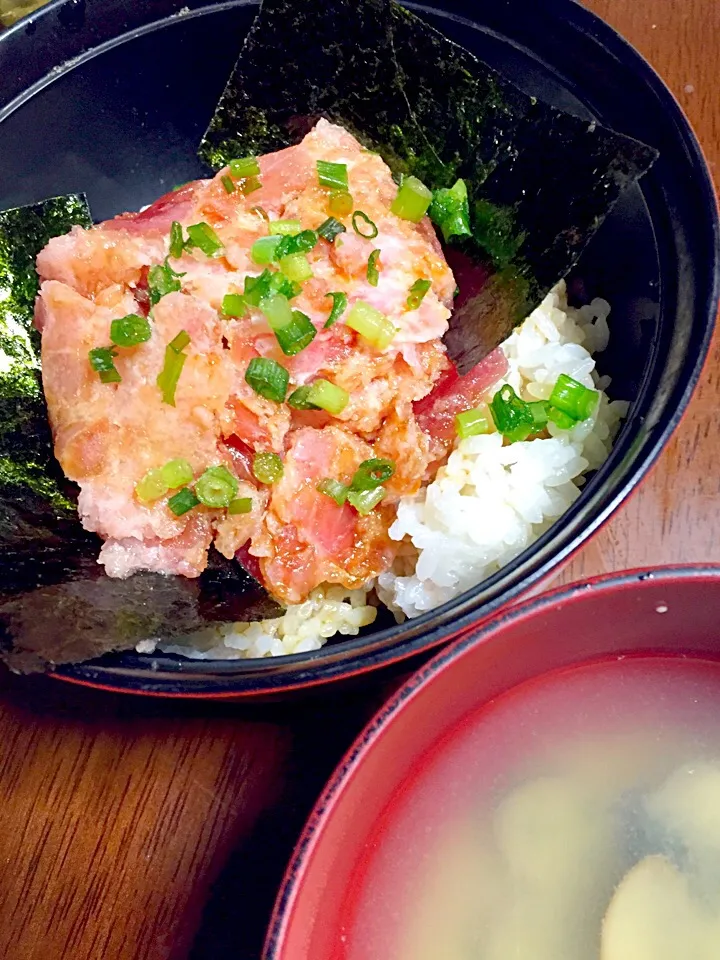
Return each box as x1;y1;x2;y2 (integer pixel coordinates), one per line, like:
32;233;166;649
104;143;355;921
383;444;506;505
264;567;720;958
0;0;716;693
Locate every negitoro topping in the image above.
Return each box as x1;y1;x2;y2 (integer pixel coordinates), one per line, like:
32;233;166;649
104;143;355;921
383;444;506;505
391;175;432;223
253;451;284;484
345;300;396;350
245;356;289;402
110;314;152;348
324;291;347;328
89;346;121;384
157;330;191;406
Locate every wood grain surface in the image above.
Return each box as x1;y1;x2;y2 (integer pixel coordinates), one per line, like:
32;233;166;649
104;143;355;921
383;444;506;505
0;1;718;957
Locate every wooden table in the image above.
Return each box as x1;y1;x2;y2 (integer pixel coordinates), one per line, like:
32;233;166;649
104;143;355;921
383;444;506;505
0;2;718;957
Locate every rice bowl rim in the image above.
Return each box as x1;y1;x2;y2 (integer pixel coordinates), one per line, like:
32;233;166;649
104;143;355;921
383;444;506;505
1;0;715;694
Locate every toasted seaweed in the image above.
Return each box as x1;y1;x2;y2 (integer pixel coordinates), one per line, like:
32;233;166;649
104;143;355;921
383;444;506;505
0;197;282;673
200;0;657;372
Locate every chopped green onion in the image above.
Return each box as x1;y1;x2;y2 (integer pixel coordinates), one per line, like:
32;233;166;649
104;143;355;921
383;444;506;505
172;182;189;192
160;458;194;489
269;219;301;236
244;270;273;306
270;273;302;300
169;221;185;259
345;300;396;350
352;210;379;239
391;175;433;222
251;206;269;222
148;258;184;305
110;314;152;348
241;176;262;196
547;405;577;430
195;465;239;508
259;295;316;354
260;293;294;330
274;229;318;260
317;217;346;242
135;468;169;503
328;192;353;216
347;487;385;515
317;160;348;192
251;235;282;265
324;291;347;328
156;331;190;406
287;385;319;410
89;346;121;384
221;293;248;318
549;374;599;422
489;384;534;442
185;222;223;257
245;357;289;403
407;278;432;310
366;248;381;286
279;252;313;283
305;379;349;415
316;478;349;506
253;451;284;484
228;497;253;515
428;179;472;243
351;458;395;491
168;487;200;516
528;401;549;430
455;407;490;439
229;157;260;178
221;175;235;194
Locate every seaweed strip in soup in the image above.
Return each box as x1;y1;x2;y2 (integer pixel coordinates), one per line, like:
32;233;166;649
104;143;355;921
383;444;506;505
0;198;281;673
200;0;657;372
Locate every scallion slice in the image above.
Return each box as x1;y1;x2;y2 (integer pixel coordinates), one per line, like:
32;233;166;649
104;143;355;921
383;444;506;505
253;451;284;484
274;229;318;260
241;176;262;196
260;293;294;330
168;487;200;516
89;346;121;384
352;210;379;239
366;248;381;286
270;273;302;300
195;465;239;508
156;331;190;406
221;293;248;318
317;160;348;192
229;157;260;178
317;217;346;242
328;192;353;216
547;405;577;430
351;458;395;491
407;278;432;310
455;407;490;439
316;478;349;506
279;253;313;283
347;487;385;515
324;291;347;328
148;258;184;305
244;357;289;403
549;374;599;422
428;179;472;243
228;497;253;515
251;235;282;265
135;468;169;503
160;458;194;489
282;312;317;356
244;270;273;306
169;221;185;259
391;175;432;222
287;385;319;410
528;401;549;430
345;301;396;350
110;313;152;348
489;384;534;442
269;219;302;236
305;379;349;415
185;222;224;258
221;175;235;194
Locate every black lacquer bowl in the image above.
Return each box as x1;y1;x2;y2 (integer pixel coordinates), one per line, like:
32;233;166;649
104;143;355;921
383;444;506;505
0;0;717;695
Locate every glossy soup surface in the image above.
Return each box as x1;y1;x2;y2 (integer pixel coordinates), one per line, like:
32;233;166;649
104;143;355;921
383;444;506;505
346;656;720;959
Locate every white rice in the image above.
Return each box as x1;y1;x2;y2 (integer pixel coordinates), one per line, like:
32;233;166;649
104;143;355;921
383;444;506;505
144;281;627;660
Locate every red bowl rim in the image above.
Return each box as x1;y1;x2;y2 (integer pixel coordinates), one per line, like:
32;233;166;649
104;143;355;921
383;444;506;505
262;563;720;958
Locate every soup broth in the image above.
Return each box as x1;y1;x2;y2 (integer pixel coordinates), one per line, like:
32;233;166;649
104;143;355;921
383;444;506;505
346;656;720;959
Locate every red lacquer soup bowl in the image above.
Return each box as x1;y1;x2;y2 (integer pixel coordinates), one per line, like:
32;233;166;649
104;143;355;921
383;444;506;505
264;566;720;958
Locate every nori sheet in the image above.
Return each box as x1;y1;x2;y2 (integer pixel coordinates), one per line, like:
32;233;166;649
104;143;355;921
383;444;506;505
0;197;281;673
199;0;658;372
